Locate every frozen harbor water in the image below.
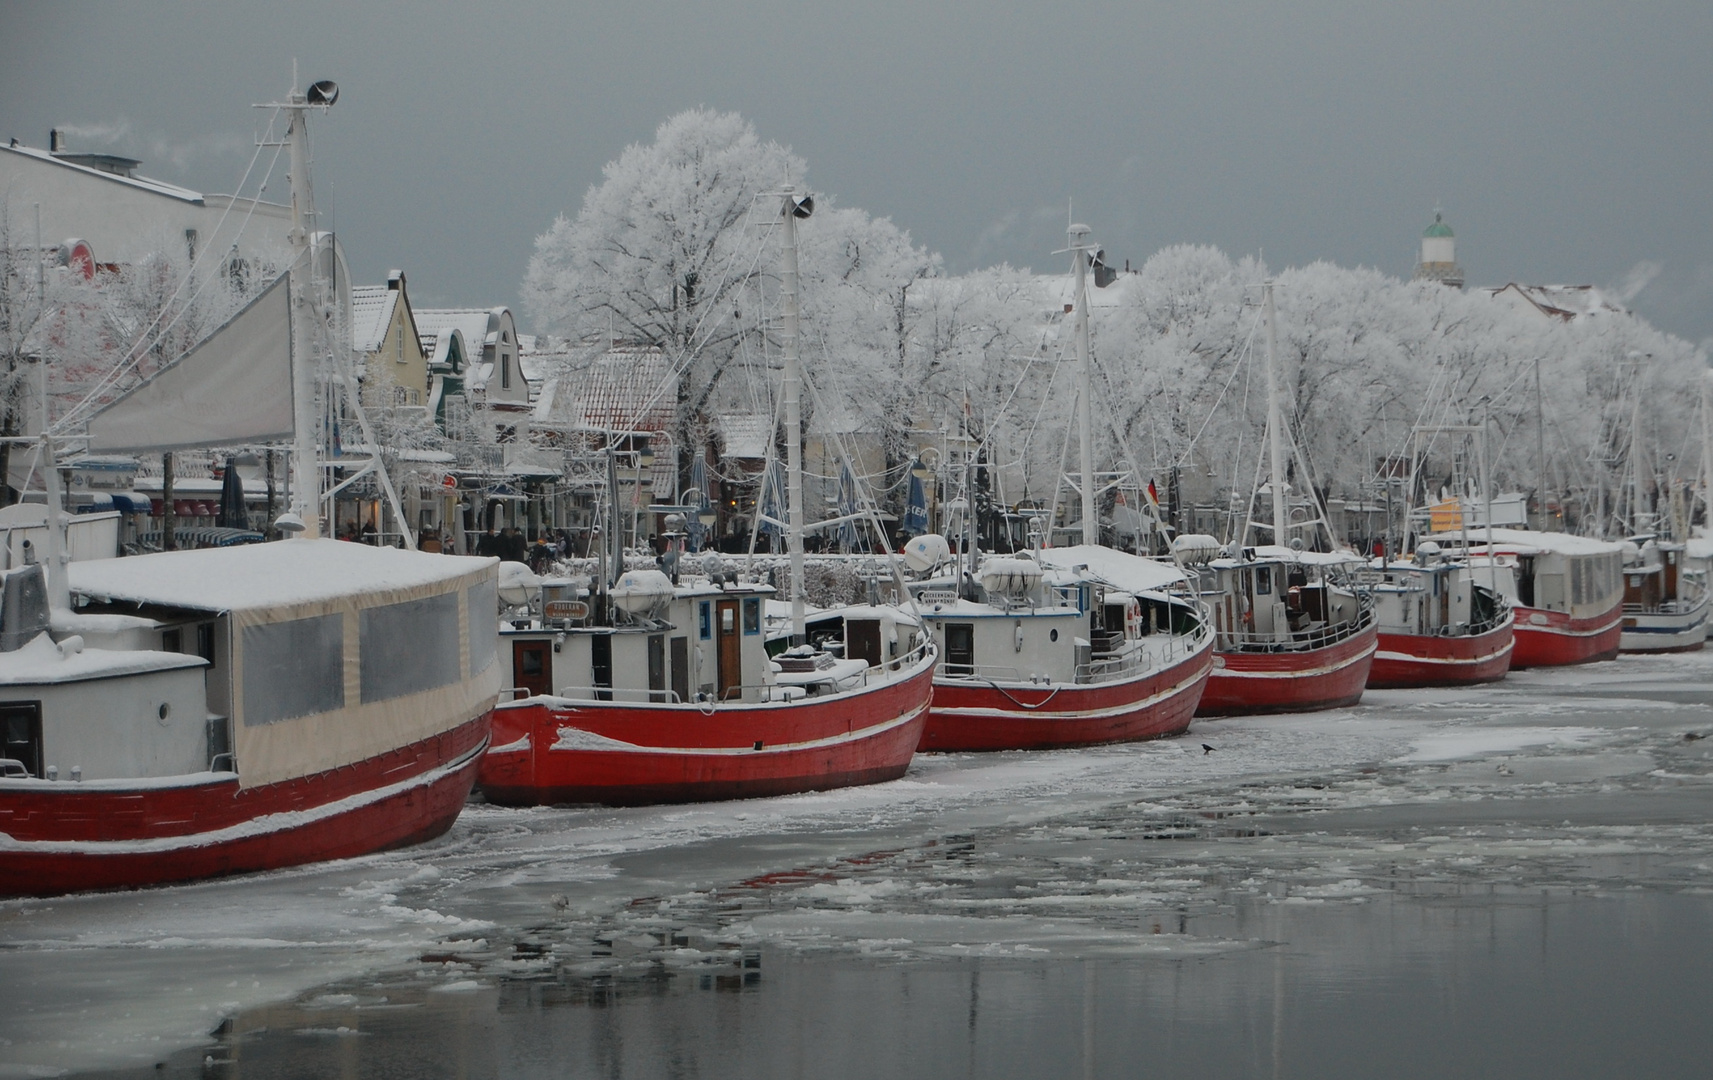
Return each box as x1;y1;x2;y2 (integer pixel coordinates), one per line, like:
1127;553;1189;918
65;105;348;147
5;653;1713;1077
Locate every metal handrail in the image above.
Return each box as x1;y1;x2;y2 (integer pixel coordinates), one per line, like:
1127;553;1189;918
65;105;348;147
1218;606;1375;653
550;685;686;704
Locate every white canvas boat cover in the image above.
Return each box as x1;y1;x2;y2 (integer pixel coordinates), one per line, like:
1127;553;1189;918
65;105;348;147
69;539;500;789
84;271;295;453
1037;545;1186;594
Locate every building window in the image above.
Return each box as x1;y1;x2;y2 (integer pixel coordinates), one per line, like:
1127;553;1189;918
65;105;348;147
501;355;512;390
396;325;405;363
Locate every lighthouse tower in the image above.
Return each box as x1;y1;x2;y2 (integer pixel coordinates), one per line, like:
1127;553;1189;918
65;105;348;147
1414;210;1463;288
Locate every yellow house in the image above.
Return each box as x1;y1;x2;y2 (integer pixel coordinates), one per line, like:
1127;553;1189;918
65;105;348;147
351;270;428;409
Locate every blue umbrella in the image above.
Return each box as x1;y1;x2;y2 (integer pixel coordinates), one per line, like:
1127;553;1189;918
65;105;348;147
758;459;785;550
903;473;929;535
688;452;711;552
837;461;862;552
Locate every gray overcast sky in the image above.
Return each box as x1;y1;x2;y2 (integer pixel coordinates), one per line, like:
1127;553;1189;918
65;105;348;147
4;1;1710;344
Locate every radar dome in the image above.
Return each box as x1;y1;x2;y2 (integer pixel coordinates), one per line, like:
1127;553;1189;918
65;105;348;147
903;534;951;573
497;562;541;607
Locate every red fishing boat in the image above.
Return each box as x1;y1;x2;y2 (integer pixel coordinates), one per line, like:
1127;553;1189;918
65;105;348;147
0;541;498;898
911;545;1213;751
1186;282;1376;717
1366;544;1514;688
0;81;500;898
479;574;935;806
477;186;935;807
1190;546;1377;716
1431;529;1623;667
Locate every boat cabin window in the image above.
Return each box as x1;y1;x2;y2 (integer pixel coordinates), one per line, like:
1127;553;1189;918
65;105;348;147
359;592;462;704
591;634;613;700
1;702;42;778
699;601;712;640
242;614;345;726
743;598;761;635
196;622;215;663
648;635;667;703
1256;567;1273;596
945;623;975;673
162;627;182;654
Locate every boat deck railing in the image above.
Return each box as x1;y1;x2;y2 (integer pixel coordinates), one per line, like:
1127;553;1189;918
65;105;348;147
1078;622;1213;684
1217;605;1375;654
1623;598;1708;617
542;637;937;708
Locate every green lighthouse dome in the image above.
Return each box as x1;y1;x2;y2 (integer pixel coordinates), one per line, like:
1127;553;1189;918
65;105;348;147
1424;211;1454;238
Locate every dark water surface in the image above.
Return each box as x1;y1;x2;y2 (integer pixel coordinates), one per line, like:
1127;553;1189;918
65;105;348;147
98;846;1713;1078
30;655;1713;1078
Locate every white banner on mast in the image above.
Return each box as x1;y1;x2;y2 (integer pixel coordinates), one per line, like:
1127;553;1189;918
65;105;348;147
84;271;296;454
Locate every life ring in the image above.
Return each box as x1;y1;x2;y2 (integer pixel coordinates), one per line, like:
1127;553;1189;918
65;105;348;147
1125;598;1143;638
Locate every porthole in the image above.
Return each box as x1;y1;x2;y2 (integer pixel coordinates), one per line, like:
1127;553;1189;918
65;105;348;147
1049;628;1059;642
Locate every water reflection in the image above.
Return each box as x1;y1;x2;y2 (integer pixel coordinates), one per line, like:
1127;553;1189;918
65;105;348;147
93;884;1713;1080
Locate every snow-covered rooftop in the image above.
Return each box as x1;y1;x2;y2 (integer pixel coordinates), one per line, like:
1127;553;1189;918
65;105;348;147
718;412;773;459
415;310;498;357
350;286;400;354
0;142;208;204
1488;283;1628;322
69;538;496;612
538;346;675;433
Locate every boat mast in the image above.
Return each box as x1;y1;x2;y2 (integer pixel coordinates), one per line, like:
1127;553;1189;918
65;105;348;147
1629;352;1647;535
779;188;812;644
1701;369;1713;527
270;73;335;539
1263;282;1289;547
1069;223;1097;547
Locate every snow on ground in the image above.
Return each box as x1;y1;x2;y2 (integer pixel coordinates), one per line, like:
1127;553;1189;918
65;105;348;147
4;651;1713;1073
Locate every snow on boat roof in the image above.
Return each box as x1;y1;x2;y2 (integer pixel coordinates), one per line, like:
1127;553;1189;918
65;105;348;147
1036;545;1186;593
0;632;204;686
69;538;496;612
1425;529;1622;557
1249;545;1367;566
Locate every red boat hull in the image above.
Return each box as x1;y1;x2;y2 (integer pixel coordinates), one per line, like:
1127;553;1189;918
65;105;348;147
1510;603;1622;668
0;715;491;899
1368;618;1515;688
1196;623;1378;716
919;641;1213;751
478;659;936;806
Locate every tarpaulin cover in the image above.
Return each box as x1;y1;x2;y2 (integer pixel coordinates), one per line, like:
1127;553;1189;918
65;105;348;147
69;539;500;788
